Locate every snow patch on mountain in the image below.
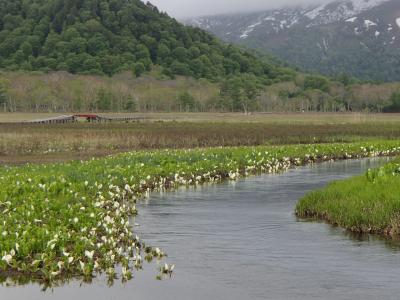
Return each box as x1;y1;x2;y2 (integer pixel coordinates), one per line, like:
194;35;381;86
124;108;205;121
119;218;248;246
346;17;358;22
185;0;400;81
187;0;398;50
364;19;377;30
240;21;262;39
264;16;276;21
189;18;222;29
304;5;325;19
350;0;391;13
188;0;393;35
396;18;400;29
305;0;391;26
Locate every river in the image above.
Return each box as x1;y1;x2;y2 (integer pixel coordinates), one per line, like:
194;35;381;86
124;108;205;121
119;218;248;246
2;157;400;300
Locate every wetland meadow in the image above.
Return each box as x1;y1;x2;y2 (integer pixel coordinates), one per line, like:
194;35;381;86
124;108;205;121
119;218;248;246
1;0;400;297
1;113;400;299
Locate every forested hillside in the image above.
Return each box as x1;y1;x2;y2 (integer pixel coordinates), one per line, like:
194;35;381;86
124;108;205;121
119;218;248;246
0;0;293;82
0;0;399;113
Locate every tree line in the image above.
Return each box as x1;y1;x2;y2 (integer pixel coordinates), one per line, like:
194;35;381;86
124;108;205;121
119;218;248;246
0;0;398;113
0;71;399;113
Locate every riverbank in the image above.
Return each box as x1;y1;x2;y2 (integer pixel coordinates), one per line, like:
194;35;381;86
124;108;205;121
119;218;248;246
1;141;400;285
296;159;400;237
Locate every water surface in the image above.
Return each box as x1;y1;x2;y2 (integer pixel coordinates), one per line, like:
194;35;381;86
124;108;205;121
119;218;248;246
2;158;400;300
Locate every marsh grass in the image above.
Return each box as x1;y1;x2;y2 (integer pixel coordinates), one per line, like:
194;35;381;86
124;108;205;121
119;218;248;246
296;159;400;236
1;112;400;124
1;118;400;164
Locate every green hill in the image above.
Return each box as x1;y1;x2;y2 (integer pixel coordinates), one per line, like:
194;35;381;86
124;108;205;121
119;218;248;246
1;0;399;114
0;0;293;81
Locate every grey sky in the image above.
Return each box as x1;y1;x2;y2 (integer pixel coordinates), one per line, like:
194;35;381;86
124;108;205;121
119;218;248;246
148;0;331;18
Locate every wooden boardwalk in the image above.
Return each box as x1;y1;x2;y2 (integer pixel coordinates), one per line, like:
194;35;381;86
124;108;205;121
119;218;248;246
25;114;144;124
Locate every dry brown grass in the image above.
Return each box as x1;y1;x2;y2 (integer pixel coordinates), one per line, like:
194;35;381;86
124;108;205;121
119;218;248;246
1;113;400;164
1;112;400;124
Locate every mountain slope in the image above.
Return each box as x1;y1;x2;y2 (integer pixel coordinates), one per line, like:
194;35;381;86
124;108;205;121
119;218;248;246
187;0;400;81
0;0;292;81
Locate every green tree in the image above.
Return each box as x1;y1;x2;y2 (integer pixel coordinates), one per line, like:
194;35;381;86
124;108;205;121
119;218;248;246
97;88;112;111
0;38;17;57
140;34;158;61
66;54;88;73
189;46;201;59
87;34;108;56
177;91;196;112
101;55;120;76
304;75;330;92
133;62;146;78
170;60;191;76
336;73;351;87
220;74;261;113
384;93;400;113
13;50;25;64
74;97;83;111
20;42;33;58
136;44;151;61
172;47;189;62
0;83;7;111
157;43;171;64
70;37;87;54
125;98;137;112
83;58;102;74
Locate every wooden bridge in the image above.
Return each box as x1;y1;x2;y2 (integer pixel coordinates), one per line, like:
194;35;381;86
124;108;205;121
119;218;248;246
27;114;144;124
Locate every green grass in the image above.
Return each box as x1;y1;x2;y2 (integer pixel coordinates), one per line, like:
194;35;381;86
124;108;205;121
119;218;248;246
296;159;400;236
1;140;400;285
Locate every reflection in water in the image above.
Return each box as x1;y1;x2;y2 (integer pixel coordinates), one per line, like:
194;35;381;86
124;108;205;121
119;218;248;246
0;274;82;291
298;216;400;252
1;157;400;300
344;231;400;251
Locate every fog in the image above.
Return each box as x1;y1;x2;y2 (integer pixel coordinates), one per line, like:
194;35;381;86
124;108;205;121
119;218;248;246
148;0;332;18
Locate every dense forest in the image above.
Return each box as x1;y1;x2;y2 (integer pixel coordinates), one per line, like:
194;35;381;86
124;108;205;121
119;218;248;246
0;0;399;113
0;0;293;82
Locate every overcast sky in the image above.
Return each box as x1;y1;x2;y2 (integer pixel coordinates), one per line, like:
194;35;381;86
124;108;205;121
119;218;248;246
148;0;331;18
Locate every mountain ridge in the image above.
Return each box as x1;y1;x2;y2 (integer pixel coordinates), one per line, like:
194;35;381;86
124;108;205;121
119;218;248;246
187;0;400;81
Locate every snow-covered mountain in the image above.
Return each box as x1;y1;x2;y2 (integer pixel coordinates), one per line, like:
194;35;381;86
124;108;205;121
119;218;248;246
187;0;400;81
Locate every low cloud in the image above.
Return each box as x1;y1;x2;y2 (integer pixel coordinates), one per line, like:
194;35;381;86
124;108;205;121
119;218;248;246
148;0;332;18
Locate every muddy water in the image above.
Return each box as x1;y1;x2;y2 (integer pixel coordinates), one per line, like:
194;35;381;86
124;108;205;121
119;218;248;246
2;157;400;300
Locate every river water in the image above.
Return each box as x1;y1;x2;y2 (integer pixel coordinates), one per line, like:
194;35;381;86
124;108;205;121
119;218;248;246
2;157;400;300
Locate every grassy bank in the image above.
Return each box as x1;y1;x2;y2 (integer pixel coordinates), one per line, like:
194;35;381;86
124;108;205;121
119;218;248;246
296;159;400;237
1;140;400;285
1;114;400;164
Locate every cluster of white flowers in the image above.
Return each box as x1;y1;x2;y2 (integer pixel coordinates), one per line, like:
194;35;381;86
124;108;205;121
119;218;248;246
1;142;400;285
